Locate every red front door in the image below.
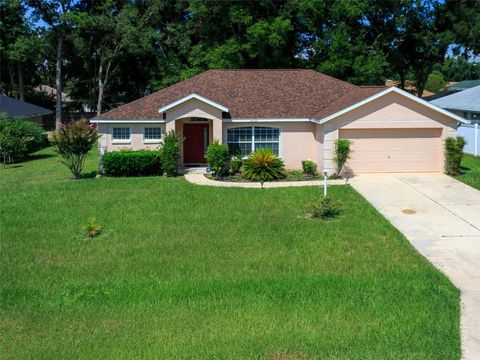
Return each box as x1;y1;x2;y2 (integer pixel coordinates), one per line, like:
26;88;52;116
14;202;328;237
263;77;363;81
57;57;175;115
183;123;209;164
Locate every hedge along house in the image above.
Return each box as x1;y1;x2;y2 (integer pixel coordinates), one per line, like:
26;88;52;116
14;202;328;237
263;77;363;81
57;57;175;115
91;70;466;174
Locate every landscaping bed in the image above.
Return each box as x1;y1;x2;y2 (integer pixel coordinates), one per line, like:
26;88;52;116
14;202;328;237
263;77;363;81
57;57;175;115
0;147;460;359
205;169;327;182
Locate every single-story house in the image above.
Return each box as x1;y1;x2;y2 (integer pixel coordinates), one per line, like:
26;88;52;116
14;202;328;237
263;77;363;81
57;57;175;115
448;79;480;92
0;95;52;126
91;69;466;173
431;85;480;124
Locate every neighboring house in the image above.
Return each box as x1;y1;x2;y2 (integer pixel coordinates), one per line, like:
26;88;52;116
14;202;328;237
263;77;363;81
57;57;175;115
431;85;480;156
91;69;465;174
431;85;480;123
36;84;73;104
448;79;480;92
0;95;52;126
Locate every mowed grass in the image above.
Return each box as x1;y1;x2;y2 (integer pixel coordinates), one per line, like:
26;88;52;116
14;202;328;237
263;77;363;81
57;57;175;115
0;147;460;359
459;154;480;190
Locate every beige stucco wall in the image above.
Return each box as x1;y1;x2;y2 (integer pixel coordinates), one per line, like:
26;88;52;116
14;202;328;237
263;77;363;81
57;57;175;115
96;91;460;172
223;122;318;169
322;91;458;173
98;123;166;152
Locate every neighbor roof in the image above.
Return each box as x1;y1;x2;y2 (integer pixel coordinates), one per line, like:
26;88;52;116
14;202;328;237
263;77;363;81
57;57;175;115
0;95;52;118
448;80;480;91
431;85;480;112
94;69;385;120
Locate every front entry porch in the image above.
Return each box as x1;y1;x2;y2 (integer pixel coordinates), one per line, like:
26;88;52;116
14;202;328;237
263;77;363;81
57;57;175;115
183;122;209;165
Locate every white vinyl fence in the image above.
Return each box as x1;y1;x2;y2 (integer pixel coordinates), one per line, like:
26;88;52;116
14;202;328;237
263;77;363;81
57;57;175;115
457;123;479;156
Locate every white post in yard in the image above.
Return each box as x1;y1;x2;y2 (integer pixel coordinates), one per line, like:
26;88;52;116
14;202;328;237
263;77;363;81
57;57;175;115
323;169;328;197
475;123;478;157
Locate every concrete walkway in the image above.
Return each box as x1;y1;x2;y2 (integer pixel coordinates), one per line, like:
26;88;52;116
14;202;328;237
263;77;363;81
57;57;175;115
350;173;480;360
183;168;345;188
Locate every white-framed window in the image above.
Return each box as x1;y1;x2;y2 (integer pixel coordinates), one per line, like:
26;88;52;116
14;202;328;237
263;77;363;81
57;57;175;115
144;127;163;142
112;127;131;142
227;126;280;156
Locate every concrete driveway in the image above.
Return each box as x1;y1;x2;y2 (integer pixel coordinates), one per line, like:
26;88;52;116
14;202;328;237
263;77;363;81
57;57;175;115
350;173;480;360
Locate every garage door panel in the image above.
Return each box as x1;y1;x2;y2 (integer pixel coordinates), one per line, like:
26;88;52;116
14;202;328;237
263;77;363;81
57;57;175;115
339;128;442;173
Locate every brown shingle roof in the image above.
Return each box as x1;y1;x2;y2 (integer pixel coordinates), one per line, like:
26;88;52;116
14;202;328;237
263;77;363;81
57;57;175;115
94;69;385;120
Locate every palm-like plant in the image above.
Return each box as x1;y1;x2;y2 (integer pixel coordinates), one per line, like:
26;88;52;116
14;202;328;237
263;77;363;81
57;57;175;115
242;148;285;186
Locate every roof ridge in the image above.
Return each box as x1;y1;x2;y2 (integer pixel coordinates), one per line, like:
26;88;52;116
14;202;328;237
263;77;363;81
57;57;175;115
206;68;315;72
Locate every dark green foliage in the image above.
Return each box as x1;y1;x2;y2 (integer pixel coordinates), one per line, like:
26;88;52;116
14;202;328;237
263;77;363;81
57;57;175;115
425;71;446;93
0;117;47;163
241;148;285;185
3;0;480;109
301;160;318;175
445;137;466;176
334;139;352;175
230;155;243;174
309;196;341;219
206;141;230;177
51;121;99;179
102;150;162;177
159;130;183;177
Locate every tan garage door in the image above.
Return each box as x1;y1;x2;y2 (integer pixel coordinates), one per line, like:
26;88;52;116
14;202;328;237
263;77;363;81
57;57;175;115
339;128;442;173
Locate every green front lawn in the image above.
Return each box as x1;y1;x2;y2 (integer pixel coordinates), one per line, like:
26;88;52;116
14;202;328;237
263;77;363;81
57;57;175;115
459;154;480;190
0;147;460;359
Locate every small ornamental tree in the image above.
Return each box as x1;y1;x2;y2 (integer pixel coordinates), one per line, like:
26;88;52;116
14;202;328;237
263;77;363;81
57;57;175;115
159;130;184;177
51;121;99;179
334;139;351;176
445;136;466;176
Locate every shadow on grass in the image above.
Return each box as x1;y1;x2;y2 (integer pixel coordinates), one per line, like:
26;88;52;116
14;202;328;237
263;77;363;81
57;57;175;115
81;171;98;179
23;153;56;163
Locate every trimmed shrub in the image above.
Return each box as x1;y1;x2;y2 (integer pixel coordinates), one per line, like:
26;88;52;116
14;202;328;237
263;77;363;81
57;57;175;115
51;121;99;179
242;148;285;186
334;139;351;175
159;130;183;177
102;150;162;176
0;116;47;163
301;160;317;175
309;196;340;219
230;155;243;174
445;136;466;176
285;169;304;181
206;140;230;178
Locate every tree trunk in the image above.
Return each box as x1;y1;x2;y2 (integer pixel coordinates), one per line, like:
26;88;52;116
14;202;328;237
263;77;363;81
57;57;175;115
96;60;111;116
17;62;25;101
7;61;16;97
55;36;63;130
96;61;104;116
399;72;405;90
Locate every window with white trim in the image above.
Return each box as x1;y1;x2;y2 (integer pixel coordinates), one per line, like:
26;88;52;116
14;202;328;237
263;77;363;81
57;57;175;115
227;126;280;156
112;127;130;141
144;127;163;141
